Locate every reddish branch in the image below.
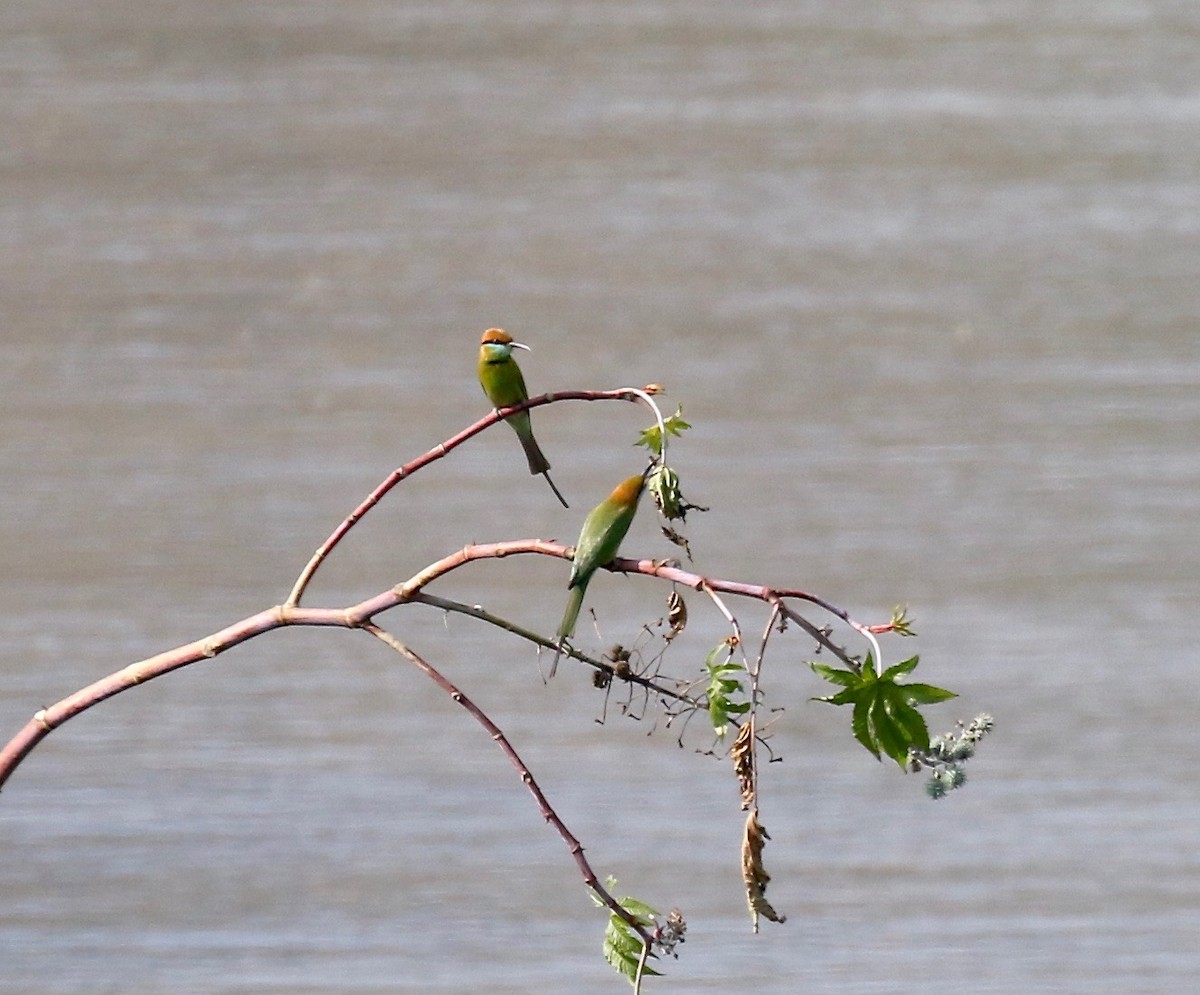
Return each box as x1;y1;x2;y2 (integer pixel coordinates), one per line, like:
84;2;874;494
0;538;879;792
361;623;657;947
0;388;899;966
286;388;651;607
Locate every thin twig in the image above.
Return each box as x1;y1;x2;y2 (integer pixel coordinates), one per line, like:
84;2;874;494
286;387;660;607
623;386;668;464
627;559;886;670
699;581;749;669
752;602;781;683
736;603;782;821
409;592;698;706
359;623;657;948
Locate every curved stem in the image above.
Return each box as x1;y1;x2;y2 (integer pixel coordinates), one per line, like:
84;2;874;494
752;602;780;683
1;540;892;791
626;559;886;673
0;603;340;792
285;387;652;607
360;623;656;948
855;625;885;677
634;941;653;993
621;386;668;465
699;581;749;669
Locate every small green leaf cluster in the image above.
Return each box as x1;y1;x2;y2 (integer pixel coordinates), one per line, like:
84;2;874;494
635;405;691;456
648;465;685;521
636;406;707;524
705;642;750;739
602;896;661;984
811;655;955;768
888;604;917;637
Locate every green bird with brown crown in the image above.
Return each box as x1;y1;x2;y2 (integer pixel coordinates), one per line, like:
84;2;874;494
551;469;649;677
477;328;568;508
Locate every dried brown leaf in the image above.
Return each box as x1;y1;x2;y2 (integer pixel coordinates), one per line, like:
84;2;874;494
666;590;687;641
741;809;787;932
660;525;693;560
731;718;755;811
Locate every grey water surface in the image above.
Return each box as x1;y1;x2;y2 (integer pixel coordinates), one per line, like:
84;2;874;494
2;1;1198;991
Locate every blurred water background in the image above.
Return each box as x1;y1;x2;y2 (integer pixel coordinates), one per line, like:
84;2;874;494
2;1;1198;991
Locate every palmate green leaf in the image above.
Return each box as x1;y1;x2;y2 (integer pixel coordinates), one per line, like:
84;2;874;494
635;404;692;456
811;655;956;768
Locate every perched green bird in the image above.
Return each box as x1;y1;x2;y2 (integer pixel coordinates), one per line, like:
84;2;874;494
477;327;568;508
552;470;648;676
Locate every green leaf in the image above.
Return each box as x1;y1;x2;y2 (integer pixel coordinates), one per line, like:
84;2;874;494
635;404;691;455
888;605;917;637
851;693;878;759
816;687;859;707
809;662;859;687
704;641;747;739
898;682;958;706
882;655;920;681
615;896;659;921
602;895;662;984
882;693;930;752
647;465;682;519
872;693;916;763
812;653;955;768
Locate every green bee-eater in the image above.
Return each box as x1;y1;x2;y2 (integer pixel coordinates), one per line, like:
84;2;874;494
477;328;568;508
552;470;648;676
